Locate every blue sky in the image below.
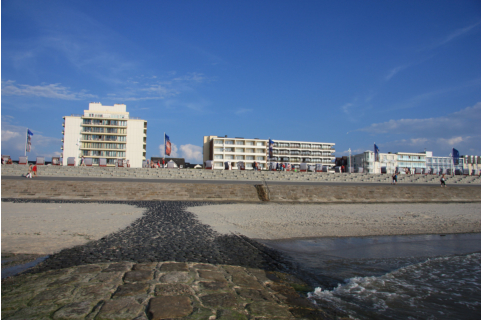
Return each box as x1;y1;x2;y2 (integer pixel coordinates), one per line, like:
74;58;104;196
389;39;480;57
2;0;481;163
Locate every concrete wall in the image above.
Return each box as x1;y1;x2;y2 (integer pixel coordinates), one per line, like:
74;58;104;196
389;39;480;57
2;180;480;203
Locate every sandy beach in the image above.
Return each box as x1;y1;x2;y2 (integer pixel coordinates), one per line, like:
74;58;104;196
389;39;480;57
1;202;146;255
187;203;481;240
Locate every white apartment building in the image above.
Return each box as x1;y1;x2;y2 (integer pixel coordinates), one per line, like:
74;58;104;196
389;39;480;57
352;151;426;174
62;103;147;168
270;140;335;167
203;136;335;170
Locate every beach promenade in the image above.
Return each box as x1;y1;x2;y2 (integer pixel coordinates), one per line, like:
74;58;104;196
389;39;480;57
2;166;481;319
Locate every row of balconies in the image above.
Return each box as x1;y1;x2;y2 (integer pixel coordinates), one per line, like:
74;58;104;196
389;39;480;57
272;144;334;150
269;157;334;163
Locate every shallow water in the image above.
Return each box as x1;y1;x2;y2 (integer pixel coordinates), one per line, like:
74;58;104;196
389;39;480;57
1;255;49;279
259;233;481;319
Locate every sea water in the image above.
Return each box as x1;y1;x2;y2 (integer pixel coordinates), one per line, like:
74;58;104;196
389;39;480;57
260;233;481;319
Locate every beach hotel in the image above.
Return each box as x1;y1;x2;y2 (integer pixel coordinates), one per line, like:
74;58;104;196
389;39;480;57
352;150;480;175
202;135;335;170
62;103;147;168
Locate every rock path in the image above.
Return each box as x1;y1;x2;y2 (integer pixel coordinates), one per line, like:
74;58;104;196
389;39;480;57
2;261;339;319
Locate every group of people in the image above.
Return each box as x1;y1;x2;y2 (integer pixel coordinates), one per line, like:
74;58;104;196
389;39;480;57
146;159;166;168
2;158;13;164
25;164;37;178
391;171;447;187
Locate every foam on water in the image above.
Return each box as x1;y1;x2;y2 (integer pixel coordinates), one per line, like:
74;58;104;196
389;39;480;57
309;253;481;319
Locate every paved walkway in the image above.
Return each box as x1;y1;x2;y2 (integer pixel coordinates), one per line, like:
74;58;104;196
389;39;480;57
2;261;337;320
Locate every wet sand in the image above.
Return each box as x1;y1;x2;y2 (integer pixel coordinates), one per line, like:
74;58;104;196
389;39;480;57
187;203;481;240
1;202;146;255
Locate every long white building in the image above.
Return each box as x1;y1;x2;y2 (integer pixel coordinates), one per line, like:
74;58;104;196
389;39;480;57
62;103;147;167
203;135;335;170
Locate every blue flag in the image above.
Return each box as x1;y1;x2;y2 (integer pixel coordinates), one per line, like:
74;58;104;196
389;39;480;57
165;134;171;156
374;144;380;162
269;139;274;158
452;148;460;165
26;129;34;152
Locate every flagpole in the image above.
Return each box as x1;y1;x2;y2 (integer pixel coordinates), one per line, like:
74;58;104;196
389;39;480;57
163;132;165;165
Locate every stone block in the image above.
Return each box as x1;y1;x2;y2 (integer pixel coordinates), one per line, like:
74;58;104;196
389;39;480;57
159;262;188;272
159;271;192;284
154;283;194;296
200;292;238;308
148;296;193;320
123;270;153;283
113;283;149;298
52;300;96;319
96;298;143;320
198;270;226;282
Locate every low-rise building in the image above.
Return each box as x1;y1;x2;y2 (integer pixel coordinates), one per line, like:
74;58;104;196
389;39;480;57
202;135;335;170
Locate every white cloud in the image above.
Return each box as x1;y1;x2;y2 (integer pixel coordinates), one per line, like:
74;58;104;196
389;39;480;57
157;143;203;163
356;102;481;155
1;121;61;159
385;65;409;81
1;130;20;142
179;144;203;162
158;142;179;158
427;21;481;50
1;80;97;100
358;102;481;137
235;108;253;115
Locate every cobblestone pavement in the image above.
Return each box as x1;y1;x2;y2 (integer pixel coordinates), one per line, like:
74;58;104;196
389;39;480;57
2;261;342;320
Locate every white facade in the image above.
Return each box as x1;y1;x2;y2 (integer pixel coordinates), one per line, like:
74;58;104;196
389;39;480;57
352;151;426;174
62;103;147;167
271;140;335;167
203;136;268;170
203;136;335;170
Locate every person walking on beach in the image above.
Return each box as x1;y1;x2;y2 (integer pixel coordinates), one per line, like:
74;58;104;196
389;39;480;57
391;172;396;185
440;174;446;187
32;164;38;177
26;164;33;178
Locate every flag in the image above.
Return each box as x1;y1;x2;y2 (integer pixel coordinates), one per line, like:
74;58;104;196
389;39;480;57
26;129;34;152
268;139;274;158
165;134;171;156
452;148;460;165
374;144;380;162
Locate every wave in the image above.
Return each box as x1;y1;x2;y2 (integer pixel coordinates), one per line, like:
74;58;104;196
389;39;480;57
308;253;481;320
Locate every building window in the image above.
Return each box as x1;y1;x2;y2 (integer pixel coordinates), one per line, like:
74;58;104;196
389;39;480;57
246;156;254;160
236;155;244;160
256;141;265;146
225;140;234;145
246;141;254;146
214;140;223;145
214;155;223;159
246;148;254;153
256;156;264;161
236;141;245;145
224;148;234;152
236;148;245;153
